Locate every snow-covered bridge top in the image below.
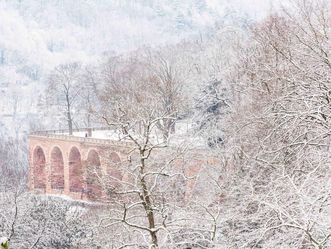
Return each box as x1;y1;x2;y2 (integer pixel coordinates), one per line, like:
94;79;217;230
30;121;205;148
30;127;134;148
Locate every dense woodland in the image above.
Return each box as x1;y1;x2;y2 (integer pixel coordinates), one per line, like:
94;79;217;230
1;0;331;248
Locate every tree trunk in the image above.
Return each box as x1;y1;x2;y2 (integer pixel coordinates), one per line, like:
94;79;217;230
67;112;73;135
66;94;73;135
139;154;158;248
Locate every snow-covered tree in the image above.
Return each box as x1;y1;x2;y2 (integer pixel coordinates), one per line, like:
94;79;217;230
46;62;82;134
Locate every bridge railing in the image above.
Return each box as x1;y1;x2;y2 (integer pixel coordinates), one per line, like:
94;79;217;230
29;133;134;147
30;126;114;136
30;126;133;147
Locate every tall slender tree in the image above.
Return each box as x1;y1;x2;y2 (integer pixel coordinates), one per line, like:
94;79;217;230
46;62;82;135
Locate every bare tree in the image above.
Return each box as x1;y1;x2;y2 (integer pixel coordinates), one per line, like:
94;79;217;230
96;55;202;248
148;52;185;142
46;62;82;135
217;1;331;248
79;65;100;128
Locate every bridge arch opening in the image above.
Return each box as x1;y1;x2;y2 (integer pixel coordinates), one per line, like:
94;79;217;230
86;149;102;200
69;147;83;192
107;152;122;184
50;147;64;190
33;146;46;191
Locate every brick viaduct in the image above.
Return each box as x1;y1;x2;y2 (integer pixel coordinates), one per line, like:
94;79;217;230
28;130;217;201
28;132;133;200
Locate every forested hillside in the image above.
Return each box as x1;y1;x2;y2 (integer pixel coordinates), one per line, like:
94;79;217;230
0;0;271;137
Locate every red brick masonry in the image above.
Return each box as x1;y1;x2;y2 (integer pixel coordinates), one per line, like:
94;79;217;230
28;134;217;201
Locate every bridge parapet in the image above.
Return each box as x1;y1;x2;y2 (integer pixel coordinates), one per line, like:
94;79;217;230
31;126;114;136
29;134;133;148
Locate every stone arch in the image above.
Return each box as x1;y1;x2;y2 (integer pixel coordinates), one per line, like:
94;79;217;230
107;152;123;182
33;146;46;190
86;149;102;200
50;146;64;190
110;152;120;164
69;147;83;192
